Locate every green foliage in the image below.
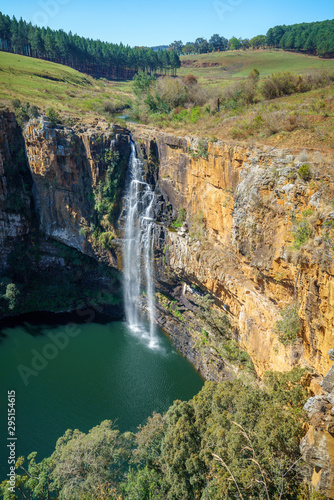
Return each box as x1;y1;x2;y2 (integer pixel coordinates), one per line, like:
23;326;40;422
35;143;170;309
297;163;312;181
12;100;39;126
248;67;260;80
188;138;209;159
172;207;187;228
261;71;300;99
266;19;334;58
6;421;134;500
2;283;20;310
121;466;164;499
98;231;117;250
292;217;314;250
222;79;257;107
275;302;301;345
93;150;123;224
129;369;308;500
1;369;308;499
0;12;179;79
46;106;60;126
173;106;202;124
133;72;156;97
146;77;188;113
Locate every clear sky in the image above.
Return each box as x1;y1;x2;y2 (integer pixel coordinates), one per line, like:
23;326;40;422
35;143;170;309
1;0;333;47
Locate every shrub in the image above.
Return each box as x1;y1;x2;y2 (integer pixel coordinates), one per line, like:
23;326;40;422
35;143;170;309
11;98;21;109
3;283;20;310
46;107;60;126
173;207;187;228
222;79;257;107
275;302;301;345
132;72;156;96
182;74;198;86
261;71;298;99
297;163;312;181
147;77;188;113
98;231;117;250
292;219;313;250
248;67;260;80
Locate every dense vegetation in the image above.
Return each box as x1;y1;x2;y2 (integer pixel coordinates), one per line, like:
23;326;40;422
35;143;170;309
0;12;180;80
0;368;311;499
267;20;334;58
169;19;334;58
131;67;334;136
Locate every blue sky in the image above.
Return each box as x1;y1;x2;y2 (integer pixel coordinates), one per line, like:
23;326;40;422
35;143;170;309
2;0;333;47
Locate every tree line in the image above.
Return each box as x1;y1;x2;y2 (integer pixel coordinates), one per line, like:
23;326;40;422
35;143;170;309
267;19;334;57
0;12;181;80
169;19;334;57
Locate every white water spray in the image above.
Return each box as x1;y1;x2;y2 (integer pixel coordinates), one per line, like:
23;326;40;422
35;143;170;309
123;141;157;348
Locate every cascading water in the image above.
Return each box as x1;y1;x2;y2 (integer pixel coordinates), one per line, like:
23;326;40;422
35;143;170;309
123;140;158;348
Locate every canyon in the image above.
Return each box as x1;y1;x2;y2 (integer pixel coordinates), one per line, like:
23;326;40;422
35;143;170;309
1;111;334;497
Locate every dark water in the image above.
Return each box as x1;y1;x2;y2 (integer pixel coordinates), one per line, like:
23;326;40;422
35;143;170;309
0;316;203;478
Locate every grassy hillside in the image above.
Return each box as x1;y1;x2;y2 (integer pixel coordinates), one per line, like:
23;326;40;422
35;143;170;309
0;51;133;119
1;50;334;152
179;49;334;86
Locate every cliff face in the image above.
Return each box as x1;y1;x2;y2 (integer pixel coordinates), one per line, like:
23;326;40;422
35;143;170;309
0;112;130;317
301;354;334;499
131;124;334;379
23;116;130;259
0;112;33;266
1;112;334;496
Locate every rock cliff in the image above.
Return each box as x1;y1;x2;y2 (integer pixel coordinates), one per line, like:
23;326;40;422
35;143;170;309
131;124;334;380
1;112;334;497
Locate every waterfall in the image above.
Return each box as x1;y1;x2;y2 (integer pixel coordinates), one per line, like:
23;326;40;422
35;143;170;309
123;140;157;348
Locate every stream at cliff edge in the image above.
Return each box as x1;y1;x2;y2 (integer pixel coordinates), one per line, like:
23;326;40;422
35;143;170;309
0;314;203;478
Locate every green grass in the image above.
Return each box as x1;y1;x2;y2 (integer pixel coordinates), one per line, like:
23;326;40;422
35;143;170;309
0;51;133;118
179;49;334;87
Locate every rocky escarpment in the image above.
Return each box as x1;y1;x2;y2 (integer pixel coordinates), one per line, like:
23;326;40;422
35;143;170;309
301;350;334;499
0;112;34;266
131;124;334;381
1;112;334;496
0;112;131;317
23;116;131;263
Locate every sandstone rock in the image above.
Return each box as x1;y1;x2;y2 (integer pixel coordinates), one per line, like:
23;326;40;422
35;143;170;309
321;366;334;393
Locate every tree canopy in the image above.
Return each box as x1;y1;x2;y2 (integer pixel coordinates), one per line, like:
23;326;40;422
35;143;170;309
266;19;334;57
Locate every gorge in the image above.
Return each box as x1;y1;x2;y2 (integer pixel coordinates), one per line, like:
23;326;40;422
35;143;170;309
1;110;334;497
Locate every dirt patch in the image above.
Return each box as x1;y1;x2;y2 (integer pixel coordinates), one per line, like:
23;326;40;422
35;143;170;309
181;59;221;68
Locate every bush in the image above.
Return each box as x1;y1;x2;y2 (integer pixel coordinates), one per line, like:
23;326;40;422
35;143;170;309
2;283;20;310
292;219;313;250
98;231;117;250
173;207;187;228
261;71;298;99
248;68;260;80
46;107;60;126
275;302;301;345
133;72;156;96
297;163;312;181
147;77;188;113
222;79;257;107
11;98;21;109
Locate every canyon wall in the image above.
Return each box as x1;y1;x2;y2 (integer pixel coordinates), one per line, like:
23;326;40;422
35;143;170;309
131;124;334;380
1;112;333;496
0;112;130;316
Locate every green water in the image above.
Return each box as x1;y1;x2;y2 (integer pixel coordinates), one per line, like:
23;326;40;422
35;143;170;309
0;316;203;478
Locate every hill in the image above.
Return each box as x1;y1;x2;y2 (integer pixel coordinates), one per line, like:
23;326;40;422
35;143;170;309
179;49;334;86
0;51;133;119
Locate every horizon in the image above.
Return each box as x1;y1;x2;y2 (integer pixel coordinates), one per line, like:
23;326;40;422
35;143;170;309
1;1;333;48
